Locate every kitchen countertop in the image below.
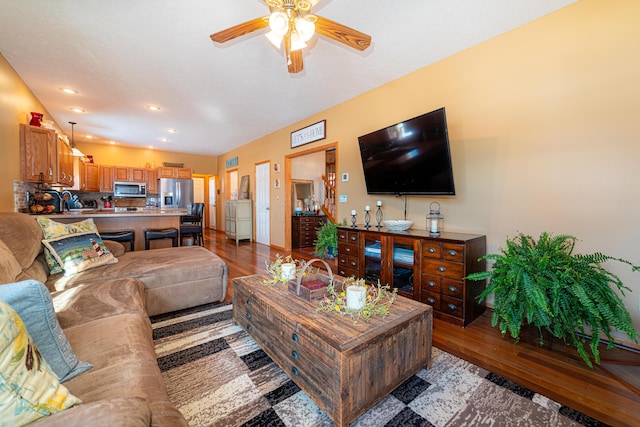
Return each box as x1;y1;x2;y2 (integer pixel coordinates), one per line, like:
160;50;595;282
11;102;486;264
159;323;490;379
32;208;189;218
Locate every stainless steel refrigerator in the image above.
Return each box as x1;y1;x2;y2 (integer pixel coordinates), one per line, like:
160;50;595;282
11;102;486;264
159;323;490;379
159;178;194;210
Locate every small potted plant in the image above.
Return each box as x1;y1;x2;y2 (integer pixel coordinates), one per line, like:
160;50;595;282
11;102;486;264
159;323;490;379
466;232;639;367
314;220;343;259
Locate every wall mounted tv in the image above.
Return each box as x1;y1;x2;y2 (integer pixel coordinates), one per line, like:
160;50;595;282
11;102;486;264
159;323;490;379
357;107;455;196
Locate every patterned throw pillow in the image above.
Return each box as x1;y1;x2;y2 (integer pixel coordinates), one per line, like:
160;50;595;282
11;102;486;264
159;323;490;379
0;280;93;382
0;300;81;425
36;217;99;274
42;232;117;276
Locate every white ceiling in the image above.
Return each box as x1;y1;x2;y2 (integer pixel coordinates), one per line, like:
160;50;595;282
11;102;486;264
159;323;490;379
0;0;575;156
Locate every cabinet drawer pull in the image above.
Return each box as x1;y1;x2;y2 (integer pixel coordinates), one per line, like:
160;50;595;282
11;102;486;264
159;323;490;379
426;281;436;288
447;286;458;293
246;299;251;305
426;298;436;305
350;261;357;267
437;266;447;272
345;248;351;253
247;324;253;332
292;350;299;359
292;366;300;376
447;249;458;256
427;247;436;253
246;312;252;319
292;333;299;342
447;303;457;311
349;235;357;241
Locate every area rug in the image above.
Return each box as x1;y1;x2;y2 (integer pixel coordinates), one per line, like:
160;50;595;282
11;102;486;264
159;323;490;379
151;302;606;427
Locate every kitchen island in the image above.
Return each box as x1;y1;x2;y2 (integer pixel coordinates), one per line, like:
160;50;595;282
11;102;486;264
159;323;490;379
38;209;188;251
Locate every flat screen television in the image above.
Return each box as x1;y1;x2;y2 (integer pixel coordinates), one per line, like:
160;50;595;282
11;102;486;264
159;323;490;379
357;107;455;195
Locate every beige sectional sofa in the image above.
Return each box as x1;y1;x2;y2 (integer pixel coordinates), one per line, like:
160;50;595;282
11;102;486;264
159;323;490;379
0;212;229;426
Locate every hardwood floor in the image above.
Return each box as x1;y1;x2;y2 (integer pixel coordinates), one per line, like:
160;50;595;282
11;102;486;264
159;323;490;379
202;228;640;426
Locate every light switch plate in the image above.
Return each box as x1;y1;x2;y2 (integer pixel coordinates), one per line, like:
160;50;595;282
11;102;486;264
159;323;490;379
339;195;347;203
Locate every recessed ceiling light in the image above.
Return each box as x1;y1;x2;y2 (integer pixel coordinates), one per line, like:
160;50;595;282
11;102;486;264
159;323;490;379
85;135;93;139
109;141;116;145
148;145;154;149
70;107;86;113
167;128;177;133
160;137;168;142
60;87;78;94
146;105;161;111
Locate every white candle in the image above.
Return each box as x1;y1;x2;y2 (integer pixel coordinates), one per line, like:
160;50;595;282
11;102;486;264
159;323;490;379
376;200;382;206
351;210;357;216
281;263;296;280
364;205;371;212
430;219;438;233
346;285;367;310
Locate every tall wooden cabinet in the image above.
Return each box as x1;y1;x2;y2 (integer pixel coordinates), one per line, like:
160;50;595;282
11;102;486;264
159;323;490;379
337;226;486;326
225;200;253;243
78;162;100;192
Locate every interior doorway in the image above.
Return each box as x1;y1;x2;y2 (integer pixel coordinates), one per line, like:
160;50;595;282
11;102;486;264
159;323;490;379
208;176;217;229
284;142;338;251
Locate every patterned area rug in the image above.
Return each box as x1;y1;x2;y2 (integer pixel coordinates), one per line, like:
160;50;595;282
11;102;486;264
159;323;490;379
151;302;607;427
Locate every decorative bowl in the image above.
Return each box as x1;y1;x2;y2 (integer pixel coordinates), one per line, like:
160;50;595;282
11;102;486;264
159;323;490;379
383;220;413;232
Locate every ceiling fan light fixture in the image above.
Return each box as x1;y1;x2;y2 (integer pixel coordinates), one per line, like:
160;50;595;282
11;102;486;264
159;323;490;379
290;32;307;51
295;16;315;42
269;11;289;36
265;30;284;49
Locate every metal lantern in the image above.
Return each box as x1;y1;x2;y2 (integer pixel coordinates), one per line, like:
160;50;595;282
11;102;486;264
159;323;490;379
427;202;444;236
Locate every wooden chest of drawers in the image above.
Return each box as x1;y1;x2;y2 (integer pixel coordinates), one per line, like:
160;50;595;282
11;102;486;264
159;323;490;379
292;215;326;249
337;226;486;327
232;274;432;427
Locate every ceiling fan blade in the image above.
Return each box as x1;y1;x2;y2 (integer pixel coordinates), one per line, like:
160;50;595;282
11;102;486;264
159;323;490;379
210;17;269;43
314;16;371;51
285;34;304;73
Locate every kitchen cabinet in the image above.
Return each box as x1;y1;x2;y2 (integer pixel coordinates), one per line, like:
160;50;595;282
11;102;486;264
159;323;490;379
146;168;158;194
157;166;192;179
337;226;487;326
78;162;100;192
100;165;114;192
113;166;146;183
56;136;74;187
20;124;58;183
225;200;252;243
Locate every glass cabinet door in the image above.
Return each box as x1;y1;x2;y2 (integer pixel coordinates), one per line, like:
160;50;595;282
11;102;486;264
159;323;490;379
390;237;417;298
362;233;383;283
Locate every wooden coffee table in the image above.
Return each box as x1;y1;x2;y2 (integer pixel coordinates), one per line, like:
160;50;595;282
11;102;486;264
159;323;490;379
232;275;432;427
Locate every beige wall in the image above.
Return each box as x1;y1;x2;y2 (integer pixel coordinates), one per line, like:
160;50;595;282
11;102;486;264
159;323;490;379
74;142;217;175
219;0;640;336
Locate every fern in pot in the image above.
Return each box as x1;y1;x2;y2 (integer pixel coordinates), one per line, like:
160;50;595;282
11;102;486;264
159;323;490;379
314;220;346;259
467;232;639;367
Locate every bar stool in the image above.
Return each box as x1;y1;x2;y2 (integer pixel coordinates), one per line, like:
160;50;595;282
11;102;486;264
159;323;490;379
144;228;179;250
100;230;135;252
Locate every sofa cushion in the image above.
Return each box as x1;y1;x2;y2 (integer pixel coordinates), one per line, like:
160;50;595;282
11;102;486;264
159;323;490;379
36;217;99;274
0;300;81;426
42;232;117;276
0;280;92;382
0;238;22;284
0;212;44;272
52;279;147;330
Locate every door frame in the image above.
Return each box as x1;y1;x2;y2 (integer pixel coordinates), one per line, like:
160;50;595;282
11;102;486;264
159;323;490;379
284;141;338;251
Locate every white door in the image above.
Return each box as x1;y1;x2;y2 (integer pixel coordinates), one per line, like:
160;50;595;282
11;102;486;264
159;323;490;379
255;162;270;245
208;176;217;229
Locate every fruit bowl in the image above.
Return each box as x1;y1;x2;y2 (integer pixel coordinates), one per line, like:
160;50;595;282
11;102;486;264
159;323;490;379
383;220;413;232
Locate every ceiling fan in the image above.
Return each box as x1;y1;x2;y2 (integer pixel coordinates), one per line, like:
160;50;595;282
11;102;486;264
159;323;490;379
210;0;372;73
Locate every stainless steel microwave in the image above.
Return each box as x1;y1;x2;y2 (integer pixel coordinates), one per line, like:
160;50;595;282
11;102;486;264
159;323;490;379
113;181;147;197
